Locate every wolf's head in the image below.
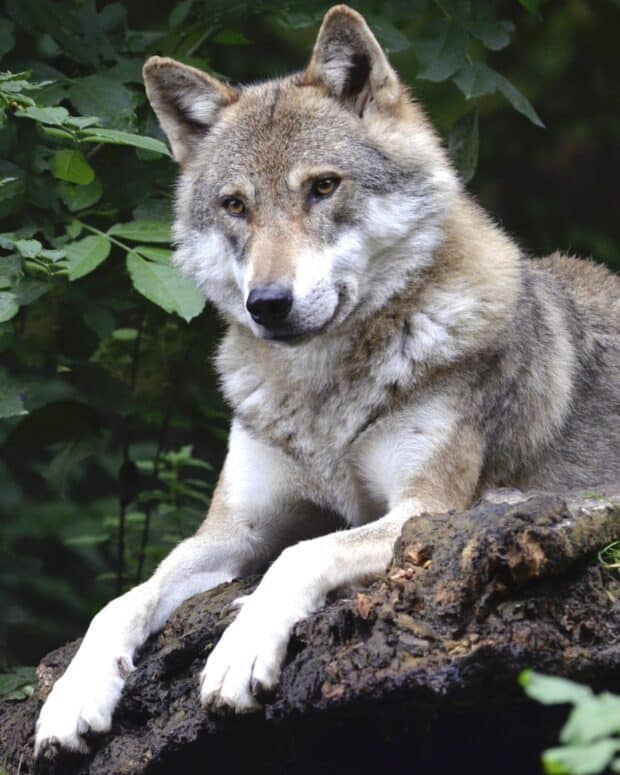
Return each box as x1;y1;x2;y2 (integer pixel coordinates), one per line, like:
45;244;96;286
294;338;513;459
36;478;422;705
144;5;458;343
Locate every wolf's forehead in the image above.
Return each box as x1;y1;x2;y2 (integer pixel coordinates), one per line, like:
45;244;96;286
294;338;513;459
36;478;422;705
204;81;371;179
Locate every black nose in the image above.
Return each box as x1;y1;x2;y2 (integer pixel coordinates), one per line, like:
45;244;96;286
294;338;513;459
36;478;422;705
246;285;293;329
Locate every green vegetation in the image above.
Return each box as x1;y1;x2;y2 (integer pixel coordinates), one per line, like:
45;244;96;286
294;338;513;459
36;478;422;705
0;0;618;682
521;671;620;774
599;542;620;573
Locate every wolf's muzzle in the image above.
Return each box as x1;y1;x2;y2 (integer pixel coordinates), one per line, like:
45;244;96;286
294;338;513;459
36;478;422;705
246;285;293;331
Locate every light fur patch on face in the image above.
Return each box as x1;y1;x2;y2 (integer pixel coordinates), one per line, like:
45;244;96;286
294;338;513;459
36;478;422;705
173;228;245;323
290;231;363;331
289;183;452;336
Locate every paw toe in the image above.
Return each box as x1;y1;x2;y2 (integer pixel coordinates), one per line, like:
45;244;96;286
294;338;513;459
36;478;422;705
81;705;112;733
37;736;61;761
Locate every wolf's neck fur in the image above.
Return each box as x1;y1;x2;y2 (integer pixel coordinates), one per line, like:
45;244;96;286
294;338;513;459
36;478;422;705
217;193;522;414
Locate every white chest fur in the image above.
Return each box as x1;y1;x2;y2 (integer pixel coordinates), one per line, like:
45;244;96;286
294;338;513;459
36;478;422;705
218;328;456;524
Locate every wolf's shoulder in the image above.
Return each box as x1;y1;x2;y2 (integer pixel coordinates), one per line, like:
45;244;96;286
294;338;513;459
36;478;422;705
529;251;620;322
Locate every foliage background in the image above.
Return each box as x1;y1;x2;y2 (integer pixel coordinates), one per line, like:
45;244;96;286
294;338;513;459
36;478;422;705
0;0;618;674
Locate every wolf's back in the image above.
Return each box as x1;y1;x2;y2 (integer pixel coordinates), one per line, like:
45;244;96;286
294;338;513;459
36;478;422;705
485;253;620;490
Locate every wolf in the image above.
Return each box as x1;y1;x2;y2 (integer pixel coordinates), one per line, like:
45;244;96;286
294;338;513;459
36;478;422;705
35;4;619;757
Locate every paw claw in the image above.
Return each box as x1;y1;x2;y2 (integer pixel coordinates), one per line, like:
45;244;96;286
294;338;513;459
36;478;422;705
250;676;273;704
199;595;291;714
117;656;134;679
38;736;60;760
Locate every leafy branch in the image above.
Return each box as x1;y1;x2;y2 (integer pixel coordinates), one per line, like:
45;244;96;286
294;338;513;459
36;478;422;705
521;671;620;774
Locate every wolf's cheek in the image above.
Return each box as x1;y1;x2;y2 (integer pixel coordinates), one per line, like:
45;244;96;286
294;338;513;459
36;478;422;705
289;283;340;333
173;229;248;323
288;233;365;329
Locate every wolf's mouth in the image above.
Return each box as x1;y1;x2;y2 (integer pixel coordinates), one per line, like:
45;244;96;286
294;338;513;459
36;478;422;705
263;287;349;346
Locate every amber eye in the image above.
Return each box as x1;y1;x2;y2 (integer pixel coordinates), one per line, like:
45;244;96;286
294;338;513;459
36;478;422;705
223;197;246;217
311;177;340;198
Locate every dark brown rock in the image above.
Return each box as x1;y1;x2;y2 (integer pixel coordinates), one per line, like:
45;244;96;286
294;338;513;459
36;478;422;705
1;489;619;774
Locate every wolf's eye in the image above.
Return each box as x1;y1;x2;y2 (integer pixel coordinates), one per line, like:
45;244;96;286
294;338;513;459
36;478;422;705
311;177;340;198
222;197;246;217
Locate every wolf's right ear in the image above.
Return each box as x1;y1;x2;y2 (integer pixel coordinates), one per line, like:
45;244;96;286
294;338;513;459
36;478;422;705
303;5;401;116
143;56;237;164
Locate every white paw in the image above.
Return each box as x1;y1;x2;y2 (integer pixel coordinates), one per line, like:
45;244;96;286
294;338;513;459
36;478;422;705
34;653;133;758
199;592;294;713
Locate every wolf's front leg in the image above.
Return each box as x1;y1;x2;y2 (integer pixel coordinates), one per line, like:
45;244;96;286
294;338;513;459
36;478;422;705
35;422;325;758
200;506;414;711
201;423;484;712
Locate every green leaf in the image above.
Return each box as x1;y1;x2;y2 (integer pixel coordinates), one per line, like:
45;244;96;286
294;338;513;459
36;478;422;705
213;29;251;46
15;280;48;306
58;179;103;212
277;10;320;28
133;246;172;264
109;220;171;243
0;254;20;289
64;115;101;129
53;150;95;185
453;64;544;126
0;290;19;322
14;239;42;259
40;126;74;141
66;220;83;239
543;741;620;775
69;75;136;130
112;327;138;341
64;533;109;546
520;671;594;705
448;111;479;184
83;305;116;339
169;0;193;28
367;16;412;53
0;18;16;59
453;62;498;98
519;0;541;14
14;105;69;126
494;72;545;128
0;667;37;700
415;19;469;82
64;235;111;280
0;368;28;417
560;694;620;745
465;20;514;52
80;127;171;157
39;249;66;262
126;252;205;322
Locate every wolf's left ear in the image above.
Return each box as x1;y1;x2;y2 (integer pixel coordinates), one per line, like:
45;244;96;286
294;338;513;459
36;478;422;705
143;56;238;164
303;5;401;116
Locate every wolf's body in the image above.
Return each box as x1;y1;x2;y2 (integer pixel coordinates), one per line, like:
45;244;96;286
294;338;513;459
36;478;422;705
35;5;619;758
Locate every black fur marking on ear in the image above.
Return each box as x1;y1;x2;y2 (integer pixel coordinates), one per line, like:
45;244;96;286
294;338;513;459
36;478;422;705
344;52;370;100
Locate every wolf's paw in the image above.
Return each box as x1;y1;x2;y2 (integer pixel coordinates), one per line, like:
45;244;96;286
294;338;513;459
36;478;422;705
34;654;133;758
199;592;292;713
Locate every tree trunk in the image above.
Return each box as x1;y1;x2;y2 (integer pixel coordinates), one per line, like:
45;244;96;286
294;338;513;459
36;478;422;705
2;489;619;774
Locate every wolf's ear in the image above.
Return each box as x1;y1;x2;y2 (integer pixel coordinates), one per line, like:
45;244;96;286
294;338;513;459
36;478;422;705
143;56;237;164
303;5;401;116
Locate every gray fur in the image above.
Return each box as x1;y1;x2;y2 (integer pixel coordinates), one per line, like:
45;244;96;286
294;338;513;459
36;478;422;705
34;7;620;755
145;45;620;497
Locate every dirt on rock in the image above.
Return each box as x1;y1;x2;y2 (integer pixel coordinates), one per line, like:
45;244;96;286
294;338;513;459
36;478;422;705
1;489;619;774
